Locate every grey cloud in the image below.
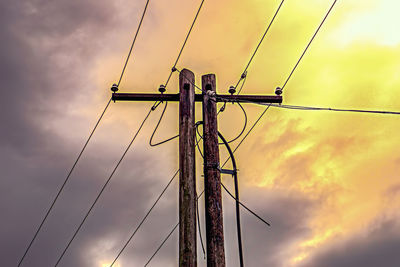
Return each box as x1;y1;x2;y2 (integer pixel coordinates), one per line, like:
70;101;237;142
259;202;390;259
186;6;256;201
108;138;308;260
298;218;400;267
0;0;165;266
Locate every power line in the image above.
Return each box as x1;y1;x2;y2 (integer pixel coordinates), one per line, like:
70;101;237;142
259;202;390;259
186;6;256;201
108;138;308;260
117;0;151;87
175;68;204;93
145;105;273;263
216;0;339;166
164;0;205;88
20;1;153;260
17;98;112;267
221;183;271;227
149;0;206;147
235;0;286;93
222;104;272;167
196;192;206;260
281;0;338;91
111;134;204;265
144;222;179;267
220;102;248;144
218;131;244;267
263;103;400;115
236;73;248;95
149;101;179;147
195;123;204;159
110;170;179;266
144;191;204;266
54;103;157;267
195;102;248;145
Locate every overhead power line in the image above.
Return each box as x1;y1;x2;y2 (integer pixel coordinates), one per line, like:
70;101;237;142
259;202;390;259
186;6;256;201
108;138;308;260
196;192;206;260
145;223;179;266
110;135;205;265
222;104;272;167
235;0;286;94
176;68;204;93
145;104;273;263
221;183;271;227
110;170;179;266
149;101;179;147
117;0;151;87
148;0;206;148
17;98;112;267
144;191;204;266
218;131;244;267
264;103;400;115
196;102;248;145
280;0;338;91
164;0;205;88
54;103;157;267
21;2;152;264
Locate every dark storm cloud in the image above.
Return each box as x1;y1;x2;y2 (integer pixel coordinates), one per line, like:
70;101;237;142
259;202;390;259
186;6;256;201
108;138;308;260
3;1;397;266
232;188;315;267
0;0;117;154
298;218;400;267
0;0;168;266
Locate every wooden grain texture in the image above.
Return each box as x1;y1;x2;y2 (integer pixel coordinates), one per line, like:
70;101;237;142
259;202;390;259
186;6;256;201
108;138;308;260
179;69;197;267
202;74;226;267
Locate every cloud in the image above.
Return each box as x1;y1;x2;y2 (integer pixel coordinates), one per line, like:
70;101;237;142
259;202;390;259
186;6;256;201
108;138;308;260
298;218;400;267
1;0;400;266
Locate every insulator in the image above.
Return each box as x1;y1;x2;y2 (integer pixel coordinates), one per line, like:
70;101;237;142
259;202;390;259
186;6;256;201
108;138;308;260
275;87;283;96
159;84;166;94
228;86;236;95
111;83;119;93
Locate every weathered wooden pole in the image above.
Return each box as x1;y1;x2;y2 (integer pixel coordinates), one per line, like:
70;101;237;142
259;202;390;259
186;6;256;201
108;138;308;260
110;70;281;266
179;69;197;267
202;74;226;266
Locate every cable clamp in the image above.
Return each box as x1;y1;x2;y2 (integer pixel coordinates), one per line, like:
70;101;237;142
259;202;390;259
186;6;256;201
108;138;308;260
206;90;216;97
171;67;177;72
151;101;162;111
241;71;247;79
217;166;237;175
219;101;227;112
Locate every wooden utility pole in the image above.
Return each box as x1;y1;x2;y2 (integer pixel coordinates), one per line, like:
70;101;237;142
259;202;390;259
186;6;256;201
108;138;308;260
179;69;197;266
202;74;226;266
111;69;282;266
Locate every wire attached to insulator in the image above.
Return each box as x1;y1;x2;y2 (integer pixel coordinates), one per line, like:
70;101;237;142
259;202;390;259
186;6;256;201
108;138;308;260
149;101;179;147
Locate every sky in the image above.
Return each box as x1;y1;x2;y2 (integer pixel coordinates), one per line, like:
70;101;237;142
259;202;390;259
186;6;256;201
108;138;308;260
1;0;400;266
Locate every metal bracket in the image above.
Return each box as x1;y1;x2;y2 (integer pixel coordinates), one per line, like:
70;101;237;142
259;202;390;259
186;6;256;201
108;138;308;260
217;166;237;175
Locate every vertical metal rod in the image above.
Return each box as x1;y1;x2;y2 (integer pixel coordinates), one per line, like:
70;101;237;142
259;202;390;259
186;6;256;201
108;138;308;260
179;69;197;267
202;74;226;266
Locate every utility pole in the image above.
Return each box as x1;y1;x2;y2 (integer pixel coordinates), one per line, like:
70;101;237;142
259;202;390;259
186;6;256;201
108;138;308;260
202;74;225;266
111;69;282;266
179;69;197;267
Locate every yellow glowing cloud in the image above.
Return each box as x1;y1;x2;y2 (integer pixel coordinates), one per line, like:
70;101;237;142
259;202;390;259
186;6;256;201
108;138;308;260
85;0;400;265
